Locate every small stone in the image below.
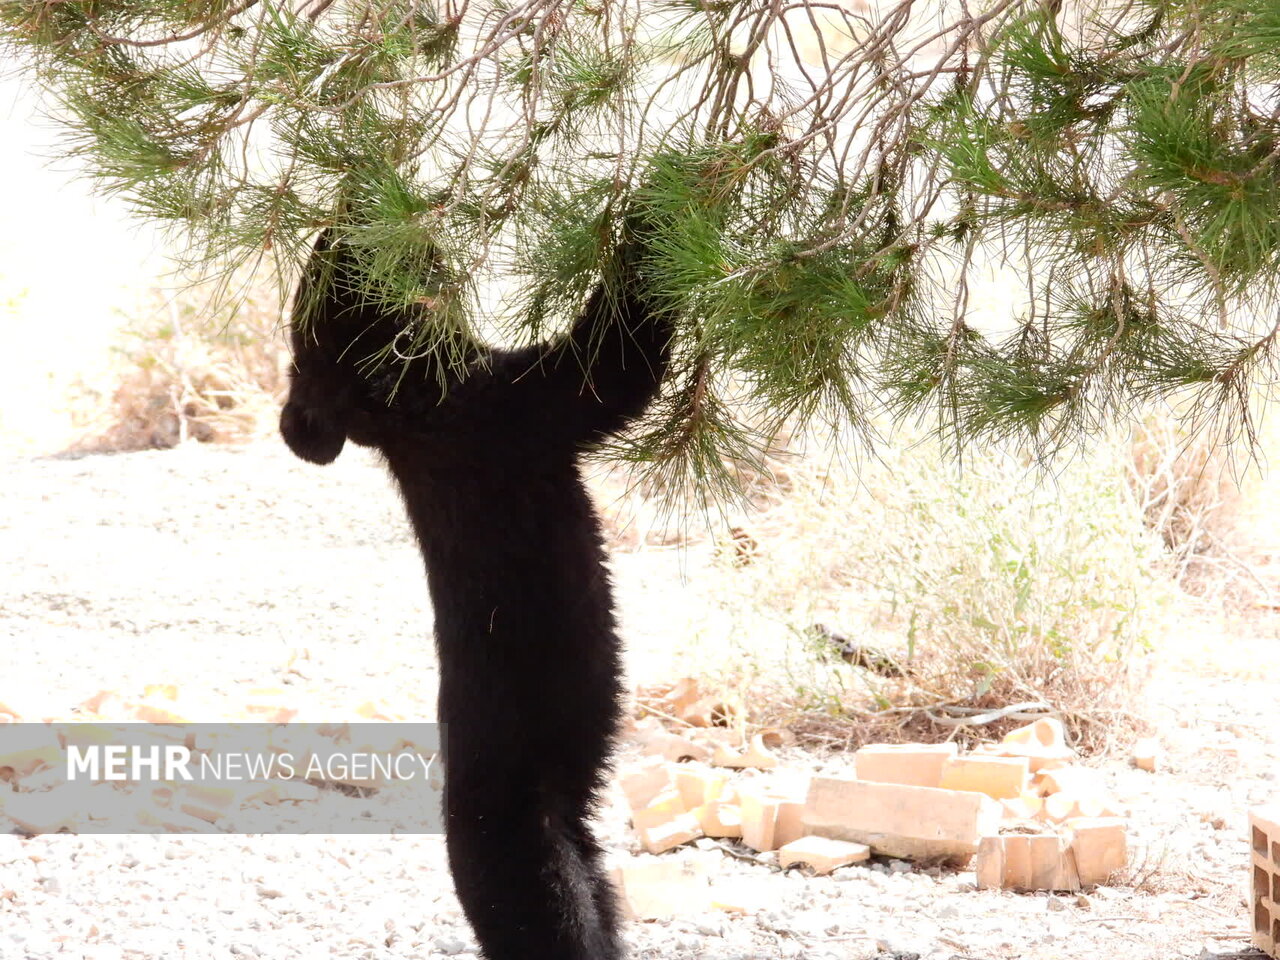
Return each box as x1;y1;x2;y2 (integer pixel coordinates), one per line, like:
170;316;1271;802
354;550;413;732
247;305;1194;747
433;936;468;955
1047;895;1067;911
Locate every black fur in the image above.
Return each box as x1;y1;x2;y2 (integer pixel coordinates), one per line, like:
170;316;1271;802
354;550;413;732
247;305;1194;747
280;228;670;960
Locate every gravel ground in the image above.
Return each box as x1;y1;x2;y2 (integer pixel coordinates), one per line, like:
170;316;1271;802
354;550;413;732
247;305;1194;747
0;441;1276;960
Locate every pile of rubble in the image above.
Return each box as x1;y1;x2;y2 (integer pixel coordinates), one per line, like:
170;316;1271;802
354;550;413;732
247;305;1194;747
616;708;1147;911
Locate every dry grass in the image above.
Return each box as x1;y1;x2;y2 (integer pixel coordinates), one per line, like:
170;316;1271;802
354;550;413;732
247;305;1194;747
603;421;1189;755
1127;414;1269;607
71;269;289;453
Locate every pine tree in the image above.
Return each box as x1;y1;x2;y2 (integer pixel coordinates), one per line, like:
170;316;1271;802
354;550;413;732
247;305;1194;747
4;0;1279;492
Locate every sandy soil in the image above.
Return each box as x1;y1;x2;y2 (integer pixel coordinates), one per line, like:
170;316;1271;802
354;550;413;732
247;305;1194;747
1;439;1276;960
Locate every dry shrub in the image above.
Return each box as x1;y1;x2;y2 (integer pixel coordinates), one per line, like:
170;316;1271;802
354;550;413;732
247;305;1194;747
613;423;1182;754
1127;413;1259;605
74;270;288;452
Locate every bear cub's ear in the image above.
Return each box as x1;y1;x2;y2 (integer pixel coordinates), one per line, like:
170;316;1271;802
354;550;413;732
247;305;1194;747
280;399;347;465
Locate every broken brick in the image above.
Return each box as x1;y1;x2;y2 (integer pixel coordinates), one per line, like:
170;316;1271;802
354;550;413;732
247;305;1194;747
774;799;807;848
620;757;677;812
609;855;712;919
643;733;713;764
802;777;1001;862
0;724;62;780
637;812;702;854
1065;817;1127;886
674;764;729;809
712;734;778;770
939;755;1030;800
778;836;870;874
1130;738;1161;773
976;833;1080;892
692;801;742;838
1034;764;1105;798
739;789;781;852
995;717;1075;772
632;789;687;832
854;742;957;788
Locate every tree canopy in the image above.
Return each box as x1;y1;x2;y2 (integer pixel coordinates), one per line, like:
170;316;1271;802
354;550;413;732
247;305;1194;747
3;0;1279;493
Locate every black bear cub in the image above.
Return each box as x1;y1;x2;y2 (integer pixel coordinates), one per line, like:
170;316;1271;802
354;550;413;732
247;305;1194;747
281;224;671;960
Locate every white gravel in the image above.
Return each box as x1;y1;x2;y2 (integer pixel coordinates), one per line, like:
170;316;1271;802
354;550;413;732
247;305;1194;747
0;441;1275;960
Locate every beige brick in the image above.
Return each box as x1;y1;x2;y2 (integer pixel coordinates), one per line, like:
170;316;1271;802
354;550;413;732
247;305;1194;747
0;724;62;780
712;734;778;770
1042;791;1124;823
1001;793;1044;821
177;783;236;824
710;879;773;915
1034;764;1104;797
940;755;1029;800
674;764;729;809
692;801;742;838
854;742;958;788
976;834;1080;891
0;785;85;834
621;757;677;812
77;690;122;716
739;790;781;852
778;836;870;874
638;812;702;854
241;688;299;724
135;796;218;833
644;733;713;764
774;799;807;848
260;779;322;804
996;717;1075;772
354;700;401;722
802;777;1001;862
1066;817;1127;886
1130;737;1161;773
632;789;687;832
609;855;712;919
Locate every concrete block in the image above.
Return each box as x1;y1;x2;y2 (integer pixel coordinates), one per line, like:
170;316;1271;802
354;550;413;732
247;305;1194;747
854;742;958;788
778;836;870;874
940;755;1029;800
1066;817;1128;886
1250;805;1280;958
802;777;1001;863
609;855;712;919
976;833;1080;891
